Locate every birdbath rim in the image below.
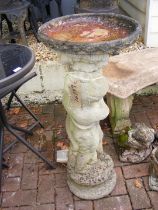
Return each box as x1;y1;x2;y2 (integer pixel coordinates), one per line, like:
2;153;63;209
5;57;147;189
38;13;141;55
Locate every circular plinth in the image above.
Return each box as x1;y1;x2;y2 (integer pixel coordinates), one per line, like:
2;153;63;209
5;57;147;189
67;153;116;200
68;170;116;200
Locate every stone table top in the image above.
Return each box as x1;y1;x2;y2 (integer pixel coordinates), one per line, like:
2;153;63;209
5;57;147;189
103;48;158;99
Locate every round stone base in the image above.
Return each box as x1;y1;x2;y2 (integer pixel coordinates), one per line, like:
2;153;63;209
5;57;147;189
67;169;116;200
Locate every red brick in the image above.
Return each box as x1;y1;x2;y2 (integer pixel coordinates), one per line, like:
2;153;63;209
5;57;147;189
131;104;144;113
94;195;132;210
126;178;151;209
37;175;55;204
122;163;149;179
39;115;55;130
56;187;73;210
24;151;38;164
141;96;154;105
10;142;28;154
7;154;24;177
130;114;136;125
19;207;35;210
75;201;93;210
2;177;20;192
133;96;142;105
145;209;154;210
55;128;67;141
103;141;121;167
73;195;82;201
37;204;55;210
38;163;54;175
55;173;67;187
111;167;127;196
147;110;158;120
54;104;66;127
142;176;150;191
2;190;37;207
44;130;54;142
134;112;151;127
150;95;158;103
2;208;19;210
148;191;158;210
21;164;38;190
42;104;54;114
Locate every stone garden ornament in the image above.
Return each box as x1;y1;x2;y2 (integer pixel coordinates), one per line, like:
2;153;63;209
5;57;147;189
120;123;155;163
38;13;141;199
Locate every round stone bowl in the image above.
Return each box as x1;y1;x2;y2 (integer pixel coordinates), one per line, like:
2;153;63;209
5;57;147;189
38;13;141;55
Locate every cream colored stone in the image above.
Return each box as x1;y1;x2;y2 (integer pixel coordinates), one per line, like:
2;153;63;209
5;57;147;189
103;48;158;99
61;52;116;199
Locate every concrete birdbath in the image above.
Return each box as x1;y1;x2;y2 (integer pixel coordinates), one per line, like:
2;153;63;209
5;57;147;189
38;13;141;200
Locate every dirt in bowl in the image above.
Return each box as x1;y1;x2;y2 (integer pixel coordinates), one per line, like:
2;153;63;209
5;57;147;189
44;20;131;43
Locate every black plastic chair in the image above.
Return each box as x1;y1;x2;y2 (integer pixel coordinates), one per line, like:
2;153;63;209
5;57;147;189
0;44;55;191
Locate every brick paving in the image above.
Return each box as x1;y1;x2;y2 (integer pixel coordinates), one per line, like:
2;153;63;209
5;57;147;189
0;95;158;210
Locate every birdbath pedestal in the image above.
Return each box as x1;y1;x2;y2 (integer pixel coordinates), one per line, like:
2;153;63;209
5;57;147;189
38;13;141;200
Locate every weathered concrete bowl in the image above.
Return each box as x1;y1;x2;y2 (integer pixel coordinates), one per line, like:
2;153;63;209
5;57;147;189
38;13;141;55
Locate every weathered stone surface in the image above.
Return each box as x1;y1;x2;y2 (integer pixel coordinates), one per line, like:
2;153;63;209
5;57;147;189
103;48;158;98
107;94;133;134
120;123;155;163
120;147;152;163
38;13;141;55
62;53;116;199
39;12;141;200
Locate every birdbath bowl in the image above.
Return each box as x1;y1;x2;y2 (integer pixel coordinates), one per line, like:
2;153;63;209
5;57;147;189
38;13;141;200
